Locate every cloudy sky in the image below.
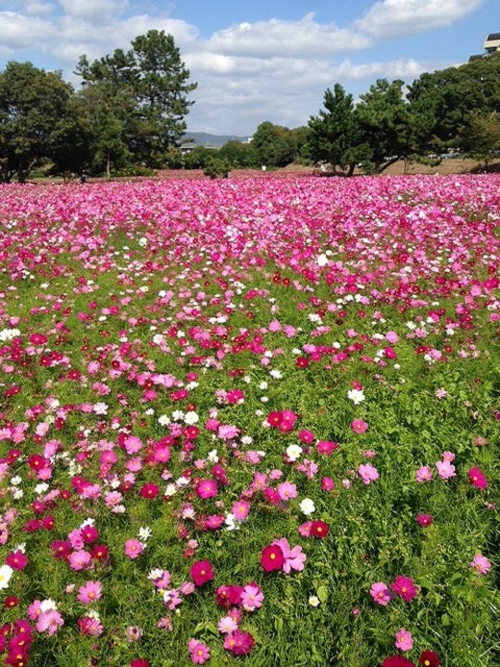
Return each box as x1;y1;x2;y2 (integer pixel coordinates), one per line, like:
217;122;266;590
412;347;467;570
0;0;497;137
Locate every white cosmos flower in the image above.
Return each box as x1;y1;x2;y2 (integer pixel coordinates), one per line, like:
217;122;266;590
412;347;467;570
347;389;365;405
286;444;303;462
299;498;316;515
0;565;13;589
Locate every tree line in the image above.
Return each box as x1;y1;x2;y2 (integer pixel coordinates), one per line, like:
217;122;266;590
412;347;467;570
0;31;499;182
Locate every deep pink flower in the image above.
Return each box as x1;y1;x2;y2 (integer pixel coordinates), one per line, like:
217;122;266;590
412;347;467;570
260;544;285;572
196;479;218;499
416;514;433;527
383;656;414;667
5;551;28;570
310;520;329;538
223;629;255;655
140;482;160;499
390;576;418;602
468;467;487;489
129;659;149;667
190;559;214;586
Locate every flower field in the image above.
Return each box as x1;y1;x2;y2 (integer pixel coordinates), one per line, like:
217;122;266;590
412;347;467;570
0;174;499;667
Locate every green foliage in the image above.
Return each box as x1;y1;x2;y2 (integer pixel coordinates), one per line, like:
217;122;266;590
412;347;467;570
356;79;415;173
0;62;77;182
458;111;500;166
251;121;305;169
307;84;368;176
203;157;231;178
76;30;197;170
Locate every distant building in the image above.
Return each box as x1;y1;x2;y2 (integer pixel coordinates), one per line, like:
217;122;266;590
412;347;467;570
484;32;500;55
468;32;500;62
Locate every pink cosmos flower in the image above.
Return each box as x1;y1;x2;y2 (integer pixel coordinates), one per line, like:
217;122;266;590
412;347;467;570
36;609;64;636
218;615;238;634
435;460;455;480
370;582;392;606
124;539;144;559
77;580;103;604
351;419;368;434
241;584;264;611
277;481;298;501
78;615;104;636
190;559;214;586
272;538;306;573
232;499;250;521
358;463;379;484
69;549;93;571
416;466;432;482
188;639;211;664
470;553;491;574
395;627;413;651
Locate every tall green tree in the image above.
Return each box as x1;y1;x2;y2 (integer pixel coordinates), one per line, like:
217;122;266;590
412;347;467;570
0;62;77;182
458;111;500;167
307;83;367;176
355;79;414;173
250;121;298;168
76;30;197;169
407;51;500;156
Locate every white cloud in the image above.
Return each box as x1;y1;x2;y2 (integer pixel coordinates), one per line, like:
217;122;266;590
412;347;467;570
57;0;129;23
0;11;55;50
23;1;55;15
207;13;373;57
355;0;485;39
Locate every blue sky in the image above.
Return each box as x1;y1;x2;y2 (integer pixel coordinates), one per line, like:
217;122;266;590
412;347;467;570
0;0;497;136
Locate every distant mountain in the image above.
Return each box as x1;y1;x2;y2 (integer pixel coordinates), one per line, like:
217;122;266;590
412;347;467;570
182;131;250;147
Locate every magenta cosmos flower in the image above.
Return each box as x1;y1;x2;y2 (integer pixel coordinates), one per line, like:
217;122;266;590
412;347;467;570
223;629;255;655
383;656;414;667
196;479;218;499
468;467;488;489
260;544;285;572
190;559;214;586
390;576;418;602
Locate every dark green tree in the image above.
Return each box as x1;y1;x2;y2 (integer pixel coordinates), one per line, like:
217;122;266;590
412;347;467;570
250;121;297;168
307;84;368;176
407;52;500;156
355;79;414;173
76;30;197;169
458;111;500;168
0;62;77;182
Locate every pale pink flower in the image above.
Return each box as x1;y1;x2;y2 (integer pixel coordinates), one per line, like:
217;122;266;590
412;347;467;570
124;538;144;559
395;627;413;651
470;553;491;574
241;584;264;611
77;580;103;604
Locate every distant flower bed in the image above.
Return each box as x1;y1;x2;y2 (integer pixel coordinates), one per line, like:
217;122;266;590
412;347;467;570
0;174;499;666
